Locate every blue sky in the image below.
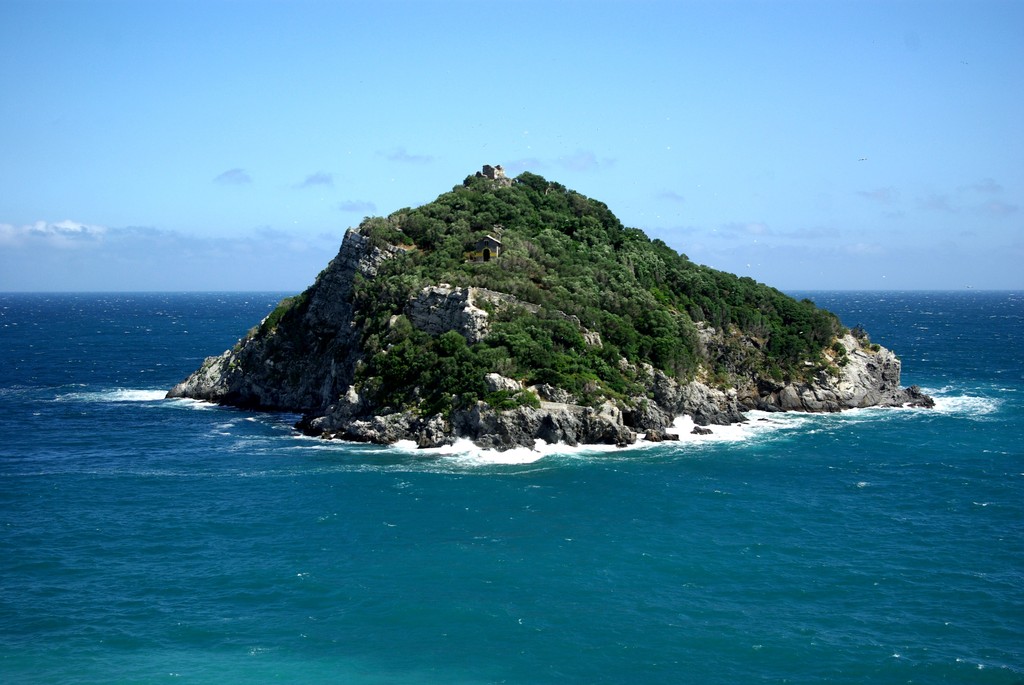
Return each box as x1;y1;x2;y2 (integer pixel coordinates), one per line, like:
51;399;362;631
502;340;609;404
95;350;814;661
2;0;1021;291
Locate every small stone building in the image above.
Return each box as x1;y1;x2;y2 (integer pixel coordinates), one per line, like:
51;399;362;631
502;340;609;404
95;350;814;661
465;235;503;262
475;164;512;187
481;164;505;180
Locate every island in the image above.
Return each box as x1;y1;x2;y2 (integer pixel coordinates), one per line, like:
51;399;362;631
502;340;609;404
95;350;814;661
168;166;933;449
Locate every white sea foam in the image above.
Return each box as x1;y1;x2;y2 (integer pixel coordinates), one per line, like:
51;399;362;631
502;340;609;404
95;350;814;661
105;389;169;402
927;392;1001;416
55;388;168;403
383;409;819;467
52;386;227;411
395;438;581;465
670;411;812;443
388;436;663;467
210;420;237;437
178;389;999;469
164;397;217;410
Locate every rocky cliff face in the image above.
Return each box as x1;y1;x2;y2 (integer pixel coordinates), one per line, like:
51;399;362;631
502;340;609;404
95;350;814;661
169;225;932;450
744;333;932;413
167;229;403;410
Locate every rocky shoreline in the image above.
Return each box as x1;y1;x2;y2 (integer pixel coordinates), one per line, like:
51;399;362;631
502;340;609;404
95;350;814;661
168;227;933;451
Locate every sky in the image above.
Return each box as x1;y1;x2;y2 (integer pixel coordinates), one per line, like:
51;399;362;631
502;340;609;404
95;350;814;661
1;0;1022;291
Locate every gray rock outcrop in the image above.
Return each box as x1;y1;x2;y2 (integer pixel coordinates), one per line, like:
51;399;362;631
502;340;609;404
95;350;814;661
746;334;935;413
451;401;636;450
302;398;638;450
406;284;490;343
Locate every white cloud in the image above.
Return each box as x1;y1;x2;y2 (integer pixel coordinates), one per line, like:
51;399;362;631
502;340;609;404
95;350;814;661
976;199;1018;217
296;171;333;189
719;221;771;237
337;200;377;213
501;158;545;175
214;168;252;184
842;242;886;256
557;150;614;173
918;193;958;213
657;190;686;204
775;226;839;240
0;219;107;248
857;187;900;205
1;221;349;291
958;178;1003;194
476;154;608;177
380;147;434;164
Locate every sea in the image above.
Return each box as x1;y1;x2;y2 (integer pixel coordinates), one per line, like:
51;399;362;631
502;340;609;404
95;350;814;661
0;290;1021;684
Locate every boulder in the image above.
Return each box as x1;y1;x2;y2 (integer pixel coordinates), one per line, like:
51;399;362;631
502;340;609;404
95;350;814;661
644;427;679;442
484;373;522;393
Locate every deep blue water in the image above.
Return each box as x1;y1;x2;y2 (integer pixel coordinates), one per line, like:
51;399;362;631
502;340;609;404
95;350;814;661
1;291;1021;684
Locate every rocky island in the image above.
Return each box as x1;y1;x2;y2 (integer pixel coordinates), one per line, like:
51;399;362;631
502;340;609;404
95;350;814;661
168;165;933;449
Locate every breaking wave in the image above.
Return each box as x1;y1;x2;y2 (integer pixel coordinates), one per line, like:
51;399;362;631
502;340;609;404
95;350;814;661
55;388;169;403
927;392;1002;416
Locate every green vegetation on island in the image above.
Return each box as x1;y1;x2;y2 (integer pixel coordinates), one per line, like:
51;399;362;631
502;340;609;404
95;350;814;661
264;169;843;420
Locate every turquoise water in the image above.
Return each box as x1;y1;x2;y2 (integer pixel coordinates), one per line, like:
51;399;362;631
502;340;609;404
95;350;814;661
1;291;1021;683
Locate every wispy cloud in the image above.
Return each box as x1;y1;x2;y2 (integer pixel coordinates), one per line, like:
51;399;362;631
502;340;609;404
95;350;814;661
337;200;377;213
976;199;1018;217
958;178;1003;194
380;147;434;164
842;242;886;256
918;193;958;213
902;179;1018;217
657;190;686;204
775;226;840;240
0;222;349;290
857;187;899;205
557;150;613;173
719;221;771;237
0;220;341;254
699;221;840;247
0;219;107;248
501;158;546;175
214;168;252;185
952;178;1017;216
473;154;608;176
296;171;333;189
